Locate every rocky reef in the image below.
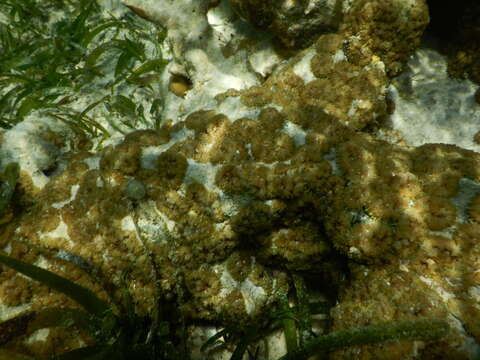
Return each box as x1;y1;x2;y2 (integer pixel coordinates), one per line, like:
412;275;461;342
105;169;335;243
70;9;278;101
1;0;480;358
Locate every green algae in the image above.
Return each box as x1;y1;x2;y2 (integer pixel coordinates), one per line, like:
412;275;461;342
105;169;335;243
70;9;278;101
0;0;167;137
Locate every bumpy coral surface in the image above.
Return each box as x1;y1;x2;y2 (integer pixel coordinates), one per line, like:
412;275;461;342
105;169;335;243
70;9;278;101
2;0;480;358
340;0;429;76
229;0;344;48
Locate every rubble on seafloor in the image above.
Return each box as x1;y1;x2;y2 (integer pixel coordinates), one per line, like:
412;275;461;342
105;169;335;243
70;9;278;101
1;0;480;358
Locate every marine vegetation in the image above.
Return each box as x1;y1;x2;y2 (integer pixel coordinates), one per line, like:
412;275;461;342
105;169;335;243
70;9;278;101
0;162;19;220
0;0;167;139
0;249;450;359
0;246;189;360
0;0;454;359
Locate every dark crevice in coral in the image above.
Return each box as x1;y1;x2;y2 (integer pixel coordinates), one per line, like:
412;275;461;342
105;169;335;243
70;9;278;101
41;163;59;177
424;0;480;83
424;0;469;41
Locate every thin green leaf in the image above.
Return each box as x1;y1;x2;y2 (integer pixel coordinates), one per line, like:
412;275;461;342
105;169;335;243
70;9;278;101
226;325;259;360
135;103;146;126
0;162;18;217
292;274;313;346
81;20;126;48
150;98;164;130
52;111;110;138
0;117;14;129
67;0;97;45
27;308;99;337
126;58;167;84
11;87;36;115
16;96;42;118
201;328;229;352
79;95;110;119
279;297;298;354
51;98;111;138
55;95;75;106
79;114;111;137
230;337;250;360
0;252;111;317
0;23;14;51
278;318;451;360
85;42;118;68
16;46;53;72
114;50;136;79
0;307;99;345
47;113;92;136
0;74;29;87
114;37;145;61
109;95;136;118
0;85;22;117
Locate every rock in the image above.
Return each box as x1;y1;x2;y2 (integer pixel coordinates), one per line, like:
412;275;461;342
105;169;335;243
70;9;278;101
386;48;480;153
331;265;480;359
340;0;430;77
427;0;480;85
229;0;344;48
1;0;479;358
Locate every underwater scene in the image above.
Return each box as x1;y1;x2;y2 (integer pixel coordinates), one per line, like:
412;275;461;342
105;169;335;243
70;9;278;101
0;0;479;359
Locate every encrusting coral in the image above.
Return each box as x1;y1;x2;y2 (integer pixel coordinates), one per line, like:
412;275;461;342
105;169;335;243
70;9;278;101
1;0;480;358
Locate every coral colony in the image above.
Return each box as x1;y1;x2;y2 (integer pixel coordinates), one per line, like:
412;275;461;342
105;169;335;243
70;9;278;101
0;0;480;358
